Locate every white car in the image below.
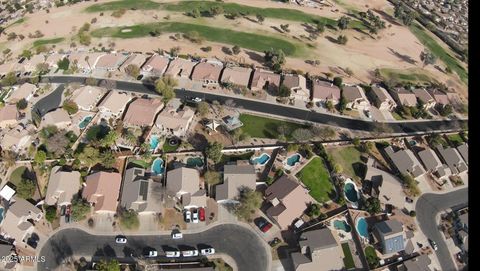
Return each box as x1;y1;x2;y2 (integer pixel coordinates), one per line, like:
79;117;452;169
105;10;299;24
172;232;183;239
182;250;199;257
165;250;181;258
192;209;199;223
184;210;192;223
193;97;202;103
115;236;127;244
200;248;215;256
146;250;158;257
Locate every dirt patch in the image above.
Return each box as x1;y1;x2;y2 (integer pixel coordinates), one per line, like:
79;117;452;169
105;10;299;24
159;208;187;230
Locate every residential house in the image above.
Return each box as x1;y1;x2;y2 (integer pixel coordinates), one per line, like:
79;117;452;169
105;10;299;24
368;85;397;111
264;175;312;229
40;108;71;129
444;88;463;106
312;80;341;105
0;184;16;201
97;90;132;119
140;54;170;76
45;53;66;69
155;105;195;138
68;52;103;73
384;146;425;178
456;143;468;165
343;85;370;110
119;54;148;74
164;57;196;78
428;89;450;108
191;62;223;85
166;167;206;209
374;220;405;254
70;85;106;111
120;167;161;212
390;88;418;107
0;104;19;129
6;83;36;104
0;197;43;244
398;254;432;271
412;88;436;110
45;166;81;206
418;148;449;178
220;66;252;88
290;228;344;271
122;98;164;127
82;171;122;213
216;161;256;203
23;54;45;72
282;74;309;101
436;145;468;175
93;53;129;71
0;124;34;153
0;243;15;270
250;69;281;93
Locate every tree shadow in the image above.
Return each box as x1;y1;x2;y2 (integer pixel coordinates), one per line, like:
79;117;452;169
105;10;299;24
221;46;232;55
352;162;367;179
373;9;401;26
93;244;117;258
244;51;264;63
187;133;208;150
270;25;284;33
388;47;417;65
325;35;340;44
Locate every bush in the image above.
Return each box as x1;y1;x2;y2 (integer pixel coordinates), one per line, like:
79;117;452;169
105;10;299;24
16;179;36;199
71;198;90;221
120;209;140;230
62;100;78;115
16;98;28;110
333;76;343;87
409;210;416;217
45;205;57;223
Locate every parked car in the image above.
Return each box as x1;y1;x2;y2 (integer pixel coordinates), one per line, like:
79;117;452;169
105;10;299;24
456;252;464;263
136;74;144;80
172;231;183;239
200;247;215;256
428;239;438;250
145;249;158;258
405;197;414;203
268;237;281;247
255;217;273;233
199;207;205;221
64;214;71;223
192;209;199;223
60;205;66;216
165;250;181;258
66;205;72;215
365;110;372;119
115;236;127;244
184;210;191;223
181;250;199;257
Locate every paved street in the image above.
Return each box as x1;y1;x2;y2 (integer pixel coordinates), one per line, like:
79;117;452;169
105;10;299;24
38;223;270;271
31;84;64;117
415;188;468;271
41;76;466;134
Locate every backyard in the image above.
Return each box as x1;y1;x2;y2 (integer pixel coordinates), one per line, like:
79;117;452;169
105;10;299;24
447;133;464;147
239;114;307;140
341;242;355;269
296;157;334;203
327;146;364;181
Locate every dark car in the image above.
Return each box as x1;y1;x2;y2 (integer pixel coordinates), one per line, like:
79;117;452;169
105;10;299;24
60;205;66;216
254;217;273;233
27;233;39;249
136;74;144;80
405;197;413;203
65;214;71;223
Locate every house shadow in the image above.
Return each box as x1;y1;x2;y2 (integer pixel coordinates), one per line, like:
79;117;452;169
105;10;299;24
352;162;367;180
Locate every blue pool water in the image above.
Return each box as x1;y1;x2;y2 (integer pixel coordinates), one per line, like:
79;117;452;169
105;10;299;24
251;153;270;165
0;208;3;224
286;154;301;167
187;157;204;168
333;220;351;233
151;158;164;175
344;183;359;202
78;116;93;129
356;217;369;239
150;136;160;150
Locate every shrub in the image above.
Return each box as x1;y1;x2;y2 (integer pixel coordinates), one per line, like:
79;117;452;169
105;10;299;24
45;205;57;223
120;209;140;230
409;210;416;217
16;98;28;110
62;100;78;115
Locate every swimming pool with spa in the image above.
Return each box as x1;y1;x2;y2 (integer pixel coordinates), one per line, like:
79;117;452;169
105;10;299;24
151;157;164;175
356;217;369;239
78;115;93;129
251;153;270;166
286;153;301;167
333;220;351;233
150;135;160;150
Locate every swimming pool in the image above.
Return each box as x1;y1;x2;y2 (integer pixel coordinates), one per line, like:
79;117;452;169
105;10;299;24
286;153;301;167
356;217;369;239
333;220;351;233
0;207;3;224
186;157;204;168
251;153;270;166
150;135;160;150
344;182;359;203
151;158;164;175
78;116;93;129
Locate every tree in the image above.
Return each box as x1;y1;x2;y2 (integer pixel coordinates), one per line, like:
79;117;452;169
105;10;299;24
312;126;336;140
100;151;116;168
124;64;140;78
437;104;453;117
16;178;36;199
210;6;224;16
184;31;204;44
306;203;322;218
363;197;381;215
264;48;286;71
170;46;180;57
202;46;212;52
7;32;17;41
34;150;47;164
99;130;118;148
76;146;101;170
292;128;313;142
57;58;70;70
197;101;209;117
315;22;325;34
21;50;32;60
256;14;265;24
78;32;91;46
235;188;262;221
325;100;334;111
36;63;50;74
352;137;361;147
155;76;178;103
333;76;343;87
280;24;290;32
36;45;49;54
119;209;139;230
420;50;437;66
189;8;201;18
45;205;57;223
232;45;241;55
205;141;223;163
71;198;90;221
337;96;347;112
278;85;291;97
365;246;380;268
96;259;120;271
337;34;348;45
62;100;78;115
16;98;28;110
204;170;221;194
401;174;420;197
337;16;351;30
333;163;343;174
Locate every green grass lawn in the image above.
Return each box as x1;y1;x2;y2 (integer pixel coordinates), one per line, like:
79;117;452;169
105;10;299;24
91;22;299;56
221;151;254;164
129;159;150;169
6;18;26;28
341;243;355;269
238;114;307;140
409;23;467;84
296;157;334;203
447;133;463;147
378;68;438;85
327;146;363;180
163;142;179;152
33;37;65;47
85;0;160;12
10;166;28;185
391;111;406;121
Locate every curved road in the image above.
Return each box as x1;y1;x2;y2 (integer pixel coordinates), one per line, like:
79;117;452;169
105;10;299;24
41;75;466;134
415;188;468;271
38;224;269;271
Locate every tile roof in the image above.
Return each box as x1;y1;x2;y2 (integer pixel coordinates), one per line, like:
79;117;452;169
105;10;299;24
250;69;281;91
83;171;122;212
220;66;252;87
164;58;196;77
141;54;170;75
123;98;163;127
312;80;341;101
45;166;81;205
191;62;223;82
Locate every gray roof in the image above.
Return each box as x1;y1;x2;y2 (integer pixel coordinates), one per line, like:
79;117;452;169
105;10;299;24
403;254;432;271
216;162;256;201
0;244;13;257
437;145;468;175
166;167;200;196
120;167;150;211
459;213;468;227
375;220;405;254
385;146;425;177
412;88;434;104
375;220;403;236
299;228;337;252
418;148;442;172
456;143;468;165
343;85;364;102
371;85;395;102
